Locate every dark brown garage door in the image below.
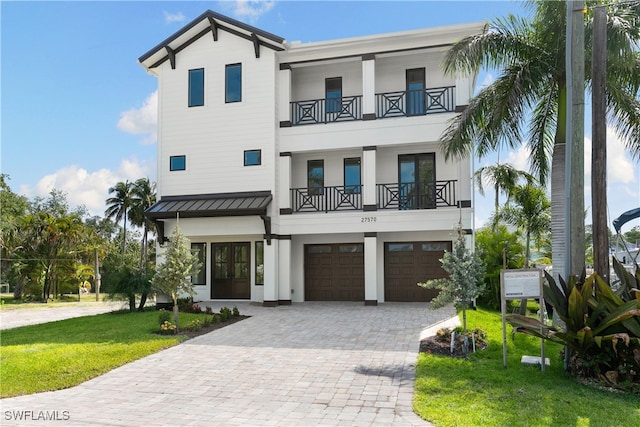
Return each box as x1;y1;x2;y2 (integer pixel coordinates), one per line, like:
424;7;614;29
305;243;364;301
384;241;451;302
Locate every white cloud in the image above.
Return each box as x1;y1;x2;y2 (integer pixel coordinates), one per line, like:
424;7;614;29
164;11;186;24
504;145;530;172
584;126;637;185
228;0;275;22
20;158;154;217
117;91;158;145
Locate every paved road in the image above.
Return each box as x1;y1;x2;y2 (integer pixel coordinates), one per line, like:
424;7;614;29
0;301;458;426
0;301;128;330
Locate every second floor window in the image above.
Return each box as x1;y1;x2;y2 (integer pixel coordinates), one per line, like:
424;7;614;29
406;68;425;116
344;158;361;193
308;159;324;195
170;155;186;171
244;150;261;166
325;77;342;113
188;68;204;107
226;64;242;103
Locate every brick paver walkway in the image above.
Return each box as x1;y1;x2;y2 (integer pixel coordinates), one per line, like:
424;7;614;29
0;302;458;426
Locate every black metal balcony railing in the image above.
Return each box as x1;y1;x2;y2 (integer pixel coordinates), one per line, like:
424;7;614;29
291;185;363;212
288;86;456;126
376;180;457;210
291;96;362;126
376;86;455;119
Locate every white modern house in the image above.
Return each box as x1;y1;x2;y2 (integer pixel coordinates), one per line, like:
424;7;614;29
140;10;481;306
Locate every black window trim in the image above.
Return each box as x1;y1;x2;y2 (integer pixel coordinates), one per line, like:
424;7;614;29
170;155;186;171
343;157;361;193
225;63;242;103
188;68;205;107
307;159;324;195
244;149;262;166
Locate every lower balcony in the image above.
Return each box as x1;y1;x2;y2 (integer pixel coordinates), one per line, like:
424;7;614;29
289;180;458;213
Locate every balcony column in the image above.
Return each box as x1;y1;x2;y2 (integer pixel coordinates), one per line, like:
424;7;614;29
362;146;377;211
455;72;472;112
262;238;279;307
279;64;292;127
362;54;376;120
278;237;292;304
279;152;292;214
364;232;378;305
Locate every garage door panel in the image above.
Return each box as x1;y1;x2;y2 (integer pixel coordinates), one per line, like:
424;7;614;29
385;241;451;302
305;243;364;301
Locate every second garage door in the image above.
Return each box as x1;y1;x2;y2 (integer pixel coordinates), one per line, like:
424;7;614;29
305;243;364;301
384;241;452;302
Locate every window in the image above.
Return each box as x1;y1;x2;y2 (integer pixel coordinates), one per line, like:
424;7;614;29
388;243;414;252
244;150;261;166
226;64;242;103
255;241;264;286
191;243;206;285
188;68;205;107
398;153;436;209
406;68;425;115
325;77;342;113
307;159;324;195
344;157;361;193
170;155;186;171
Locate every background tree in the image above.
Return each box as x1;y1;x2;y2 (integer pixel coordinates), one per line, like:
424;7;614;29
474;163;534;215
475;225;525;309
105;181;133;255
418;222;485;335
441;0;640;284
152;225;200;329
129;178;157;310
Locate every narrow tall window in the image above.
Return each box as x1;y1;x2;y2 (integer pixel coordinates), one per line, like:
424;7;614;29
188;68;205;107
406;68;425;115
398;153;436;209
191;243;206;285
226;64;242;103
344;157;361;194
325;77;342;113
308;159;324;195
255;241;264;286
170;155;186;171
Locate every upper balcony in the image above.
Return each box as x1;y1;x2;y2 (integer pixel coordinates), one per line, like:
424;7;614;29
290;86;455;126
278;49;473;132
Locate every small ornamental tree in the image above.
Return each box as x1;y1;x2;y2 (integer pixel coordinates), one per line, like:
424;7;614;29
152;225;200;330
418;222;486;334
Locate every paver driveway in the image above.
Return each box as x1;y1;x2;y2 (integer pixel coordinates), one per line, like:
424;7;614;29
1;302;457;426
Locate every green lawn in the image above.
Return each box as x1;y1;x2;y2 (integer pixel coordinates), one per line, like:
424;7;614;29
414;307;640;427
0;310;208;397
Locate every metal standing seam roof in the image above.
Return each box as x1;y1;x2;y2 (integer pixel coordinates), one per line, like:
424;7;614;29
145;191;272;220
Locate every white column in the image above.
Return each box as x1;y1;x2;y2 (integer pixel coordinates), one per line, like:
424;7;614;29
362;147;377;209
279;65;292;125
364;234;378;305
278;238;291;303
263;239;279;306
279;153;292;212
362;55;376;119
455;73;472;109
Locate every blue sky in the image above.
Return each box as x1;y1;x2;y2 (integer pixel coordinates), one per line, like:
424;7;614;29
2;0;639;232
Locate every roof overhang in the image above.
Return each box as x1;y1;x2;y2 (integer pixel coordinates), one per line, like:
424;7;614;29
139;10;286;71
145;190;272;220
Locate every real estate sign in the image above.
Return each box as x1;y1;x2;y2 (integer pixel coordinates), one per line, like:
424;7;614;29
500;269;546;371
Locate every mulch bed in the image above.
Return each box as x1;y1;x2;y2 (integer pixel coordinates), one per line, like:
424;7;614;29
158;315;250;340
419;335;488;358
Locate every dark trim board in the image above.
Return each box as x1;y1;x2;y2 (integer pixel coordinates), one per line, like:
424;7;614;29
263;300;278;307
364;300;378;306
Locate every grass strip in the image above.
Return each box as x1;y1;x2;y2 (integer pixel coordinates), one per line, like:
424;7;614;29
414;307;640;426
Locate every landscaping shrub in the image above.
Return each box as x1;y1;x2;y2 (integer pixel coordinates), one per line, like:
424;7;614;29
158;309;171;325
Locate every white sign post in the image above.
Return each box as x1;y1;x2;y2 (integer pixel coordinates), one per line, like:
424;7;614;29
500;269;546;371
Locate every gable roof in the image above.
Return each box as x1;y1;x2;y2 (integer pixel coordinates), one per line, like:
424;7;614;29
139;10;286;70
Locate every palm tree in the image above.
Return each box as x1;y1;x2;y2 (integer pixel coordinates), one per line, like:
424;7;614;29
474;162;535;213
496;184;551;269
441;0;640;280
129;178;157;269
105;181;133;254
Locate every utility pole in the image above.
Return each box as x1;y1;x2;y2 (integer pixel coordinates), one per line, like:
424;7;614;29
592;5;609;282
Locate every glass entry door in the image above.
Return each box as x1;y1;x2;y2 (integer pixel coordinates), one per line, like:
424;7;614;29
211;242;250;299
398;153;436;209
